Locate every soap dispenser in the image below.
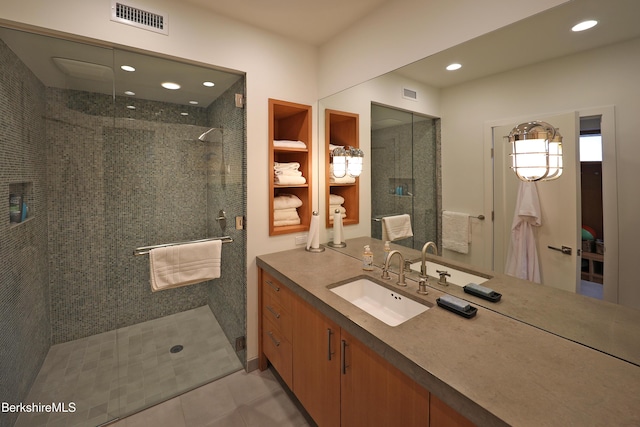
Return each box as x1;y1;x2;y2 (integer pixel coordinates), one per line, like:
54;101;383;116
363;245;373;271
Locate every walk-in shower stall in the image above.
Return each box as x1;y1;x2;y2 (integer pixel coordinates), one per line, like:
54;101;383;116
0;27;246;427
370;104;441;250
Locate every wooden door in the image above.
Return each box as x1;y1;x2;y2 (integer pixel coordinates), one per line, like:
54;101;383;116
292;298;341;427
340;329;429;427
493;112;581;292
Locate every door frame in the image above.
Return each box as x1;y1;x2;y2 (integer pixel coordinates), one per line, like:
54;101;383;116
483;106;618;301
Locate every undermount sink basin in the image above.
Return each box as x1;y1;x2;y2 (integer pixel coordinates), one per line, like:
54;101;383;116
329;277;429;326
409;261;490;287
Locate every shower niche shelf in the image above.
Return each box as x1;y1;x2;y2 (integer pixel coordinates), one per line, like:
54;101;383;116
8;181;34;226
269;99;313;236
325;109;360;229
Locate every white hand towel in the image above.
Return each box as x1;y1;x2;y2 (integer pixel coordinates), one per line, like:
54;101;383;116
381;214;413;242
149;240;221;292
274;207;300;221
329;204;346;214
329;194;345;205
274;218;301;227
274;162;300;170
273;140;307;149
442;211;470;254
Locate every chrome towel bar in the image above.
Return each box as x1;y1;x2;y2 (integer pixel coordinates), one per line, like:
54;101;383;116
133;236;233;256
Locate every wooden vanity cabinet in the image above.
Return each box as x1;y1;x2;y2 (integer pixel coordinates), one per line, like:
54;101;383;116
258;267;475;427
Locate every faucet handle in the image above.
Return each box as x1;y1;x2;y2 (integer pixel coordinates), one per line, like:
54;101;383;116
381;268;391;280
436;270;451;286
417;277;429;295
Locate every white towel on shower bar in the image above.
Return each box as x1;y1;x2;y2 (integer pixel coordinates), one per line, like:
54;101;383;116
149;240;221;292
381;214;413;242
442;211;470;254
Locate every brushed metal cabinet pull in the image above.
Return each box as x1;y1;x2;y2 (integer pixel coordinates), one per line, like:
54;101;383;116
327;328;334;361
265;280;280;292
341;339;348;375
267;331;280;347
266;305;280;319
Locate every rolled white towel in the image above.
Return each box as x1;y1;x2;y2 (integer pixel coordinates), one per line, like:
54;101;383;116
274;194;303;209
329;194;345;205
274;175;307;185
274;207;300;221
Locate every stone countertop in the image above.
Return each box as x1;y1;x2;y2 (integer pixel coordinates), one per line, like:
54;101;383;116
257;244;640;427
332;237;640;367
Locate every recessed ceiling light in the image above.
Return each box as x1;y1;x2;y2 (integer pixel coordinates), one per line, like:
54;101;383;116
189;100;199;105
124;91;135;96
446;63;462;71
181;112;189;116
203;81;215;87
126;105;136;110
120;65;136;72
572;20;598;32
161;82;181;90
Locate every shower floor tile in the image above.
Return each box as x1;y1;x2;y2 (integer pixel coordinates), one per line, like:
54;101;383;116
15;306;243;427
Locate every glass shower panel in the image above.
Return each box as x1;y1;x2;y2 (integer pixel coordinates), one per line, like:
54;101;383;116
371;104;438;250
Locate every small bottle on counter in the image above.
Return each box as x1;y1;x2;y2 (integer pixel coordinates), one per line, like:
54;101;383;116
383;241;391;263
363;245;374;271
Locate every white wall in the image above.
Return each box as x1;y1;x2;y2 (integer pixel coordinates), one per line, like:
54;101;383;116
440;37;640;310
318;0;568;97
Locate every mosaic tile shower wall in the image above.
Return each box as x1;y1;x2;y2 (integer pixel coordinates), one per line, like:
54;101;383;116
46;85;245;344
371;118;441;250
0;39;51;427
205;79;247;366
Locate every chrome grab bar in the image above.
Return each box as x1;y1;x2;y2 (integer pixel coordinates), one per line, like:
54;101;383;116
133;235;233;256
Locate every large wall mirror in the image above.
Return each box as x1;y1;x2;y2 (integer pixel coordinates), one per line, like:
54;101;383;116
318;0;640;366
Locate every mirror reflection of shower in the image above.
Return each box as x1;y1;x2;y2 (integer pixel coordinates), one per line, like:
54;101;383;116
370;103;441;250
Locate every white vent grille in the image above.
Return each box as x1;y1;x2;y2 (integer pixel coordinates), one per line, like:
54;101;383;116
402;87;418;101
111;1;168;35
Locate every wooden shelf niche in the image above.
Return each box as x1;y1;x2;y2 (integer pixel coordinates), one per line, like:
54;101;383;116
269;99;313;236
325;109;360;229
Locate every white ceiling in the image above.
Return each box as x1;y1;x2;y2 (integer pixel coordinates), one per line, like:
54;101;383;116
180;0;389;45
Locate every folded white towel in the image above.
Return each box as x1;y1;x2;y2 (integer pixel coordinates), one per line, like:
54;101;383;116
274;140;307;149
381;214;413;242
149;240;221;292
274;218;301;227
274;207;300;221
330;175;356;184
274;194;303;209
329;194;345;205
329;143;344;152
274;169;303;177
442;211;470;254
274;162;300;171
274;175;307;185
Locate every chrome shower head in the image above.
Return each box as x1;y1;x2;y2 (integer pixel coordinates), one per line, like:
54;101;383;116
198;127;223;143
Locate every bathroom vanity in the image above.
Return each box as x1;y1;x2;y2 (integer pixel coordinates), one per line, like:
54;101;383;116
257;238;640;426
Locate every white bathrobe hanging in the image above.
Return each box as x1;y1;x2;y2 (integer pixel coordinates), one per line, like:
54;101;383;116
505;181;542;283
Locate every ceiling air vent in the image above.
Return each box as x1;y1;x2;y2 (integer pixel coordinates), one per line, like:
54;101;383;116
402;87;418;101
111;1;169;35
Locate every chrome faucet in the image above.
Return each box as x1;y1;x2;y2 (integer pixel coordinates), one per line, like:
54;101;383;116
419;241;439;277
381;250;407;287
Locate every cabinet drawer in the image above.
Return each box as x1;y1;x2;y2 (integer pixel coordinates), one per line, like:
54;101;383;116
262;289;293;341
262;271;293;313
262;316;293;388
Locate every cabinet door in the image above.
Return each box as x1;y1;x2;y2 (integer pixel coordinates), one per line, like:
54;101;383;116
430;394;476;427
340;329;430;427
293;298;341;427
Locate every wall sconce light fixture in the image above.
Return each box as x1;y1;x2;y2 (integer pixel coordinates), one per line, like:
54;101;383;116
331;146;364;178
508;121;563;181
